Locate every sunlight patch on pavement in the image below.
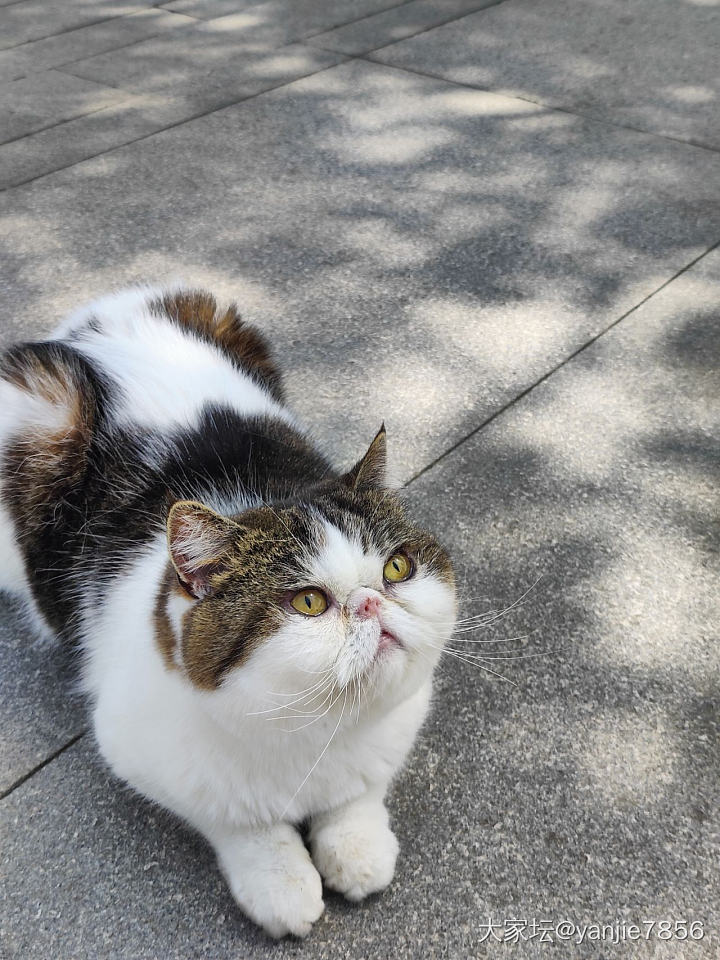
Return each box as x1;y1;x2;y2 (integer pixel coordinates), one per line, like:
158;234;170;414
578;713;678;806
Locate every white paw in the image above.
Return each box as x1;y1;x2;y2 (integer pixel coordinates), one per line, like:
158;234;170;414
311;815;399;902
218;828;324;938
248;860;324;939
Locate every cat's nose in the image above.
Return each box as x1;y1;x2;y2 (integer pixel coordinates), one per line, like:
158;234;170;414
350;588;383;620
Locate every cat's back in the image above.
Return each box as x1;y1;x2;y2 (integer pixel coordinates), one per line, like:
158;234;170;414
0;286;307;636
54;285;291;433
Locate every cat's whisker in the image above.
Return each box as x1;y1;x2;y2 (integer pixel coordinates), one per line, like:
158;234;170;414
260;677;337;719
454;608;501;623
275;689;339;731
265;646;352;724
270;691;338;725
453;622;511;634
347;677;358;725
258;672;333;703
270;668;343;722
450;633;530;645
265;670;327;697
280;686;348;817
247;675;333;717
455;578;542;629
454;605;528;629
436;632;528;646
426;642;518;685
454;615;501;628
444;648;548;662
354;676;365;724
433;634;543;659
453;592;494;605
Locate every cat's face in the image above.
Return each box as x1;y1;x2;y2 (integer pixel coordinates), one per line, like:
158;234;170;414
163;430;455;722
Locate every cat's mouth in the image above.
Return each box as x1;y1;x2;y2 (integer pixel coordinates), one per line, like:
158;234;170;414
375;622;403;659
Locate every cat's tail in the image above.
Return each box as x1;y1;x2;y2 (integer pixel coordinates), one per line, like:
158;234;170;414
0;341;98;596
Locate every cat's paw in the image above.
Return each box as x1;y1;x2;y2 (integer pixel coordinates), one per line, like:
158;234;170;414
237;858;324;938
247;864;324;938
311;813;399;902
217;827;324;938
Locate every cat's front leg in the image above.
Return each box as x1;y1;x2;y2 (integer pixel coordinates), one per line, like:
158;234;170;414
309;788;399;902
210;822;324;938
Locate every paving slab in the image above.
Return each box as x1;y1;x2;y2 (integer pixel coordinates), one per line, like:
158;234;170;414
0;43;344;190
372;0;720;151
0;8;197;83
162;0;409;38
2;245;718;960
0;60;718;476
0;0;163;51
0;596;85;794
0;69;132;144
307;0;499;57
59;14;346;97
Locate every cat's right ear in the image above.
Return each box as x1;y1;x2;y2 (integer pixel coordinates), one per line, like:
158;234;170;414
342;424;387;491
166;500;240;599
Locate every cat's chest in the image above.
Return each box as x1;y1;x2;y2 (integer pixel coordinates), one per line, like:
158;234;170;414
184;707;417;824
94;663;428;827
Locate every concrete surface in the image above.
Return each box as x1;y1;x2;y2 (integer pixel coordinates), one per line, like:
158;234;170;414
0;601;84;791
0;9;196;83
59;21;347;98
1;70;127;143
0;0;718;957
372;0;720;150
307;0;499;57
0;0;165;50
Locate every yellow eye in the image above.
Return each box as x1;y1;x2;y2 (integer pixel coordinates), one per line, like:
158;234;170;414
290;589;328;616
383;553;413;583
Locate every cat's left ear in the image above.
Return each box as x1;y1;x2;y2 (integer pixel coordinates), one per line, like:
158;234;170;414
167;500;240;599
342;424;387;491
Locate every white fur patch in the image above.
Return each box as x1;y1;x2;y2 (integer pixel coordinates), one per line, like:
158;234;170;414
54;286;294;434
165;588;193;669
307;519;385;601
310;788;399;901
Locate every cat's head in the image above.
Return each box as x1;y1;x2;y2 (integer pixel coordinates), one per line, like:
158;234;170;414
160;427;455;721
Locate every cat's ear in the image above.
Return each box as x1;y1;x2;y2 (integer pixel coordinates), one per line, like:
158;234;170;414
342;424;387;491
167;500;240;599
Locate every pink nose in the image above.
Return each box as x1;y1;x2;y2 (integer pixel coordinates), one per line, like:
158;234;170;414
351;589;383;620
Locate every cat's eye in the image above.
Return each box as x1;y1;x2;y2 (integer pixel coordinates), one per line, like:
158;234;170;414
290;588;328;616
383;552;413;583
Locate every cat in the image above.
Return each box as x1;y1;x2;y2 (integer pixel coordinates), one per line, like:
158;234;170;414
0;285;456;938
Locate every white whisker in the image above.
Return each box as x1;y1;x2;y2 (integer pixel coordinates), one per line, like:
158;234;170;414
247;674;332;716
280;686;348;818
451;633;530;644
275;682;340;731
428;643;518;686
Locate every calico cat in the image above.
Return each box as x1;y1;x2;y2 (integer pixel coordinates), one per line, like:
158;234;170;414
0;286;456;938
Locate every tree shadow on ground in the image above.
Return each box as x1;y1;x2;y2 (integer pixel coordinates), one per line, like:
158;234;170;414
0;47;719;959
400;287;719;952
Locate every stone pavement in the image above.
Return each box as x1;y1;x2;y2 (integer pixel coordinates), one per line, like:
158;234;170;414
1;1;718;957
